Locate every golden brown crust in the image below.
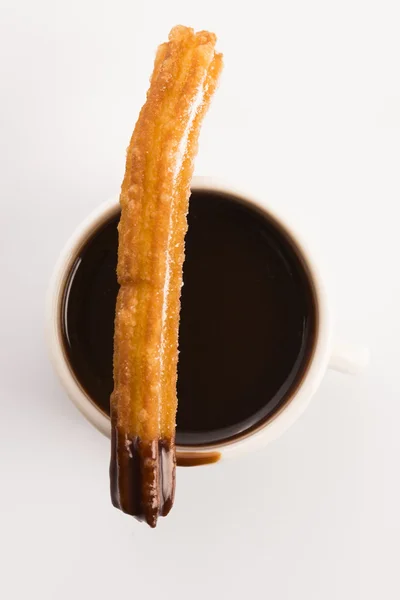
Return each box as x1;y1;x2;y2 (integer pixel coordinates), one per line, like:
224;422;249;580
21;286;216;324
110;26;222;526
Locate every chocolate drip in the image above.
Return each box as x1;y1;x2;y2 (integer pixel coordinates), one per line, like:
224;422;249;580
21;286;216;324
177;452;221;467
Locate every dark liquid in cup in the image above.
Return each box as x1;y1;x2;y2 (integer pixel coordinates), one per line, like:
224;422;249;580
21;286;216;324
61;191;316;446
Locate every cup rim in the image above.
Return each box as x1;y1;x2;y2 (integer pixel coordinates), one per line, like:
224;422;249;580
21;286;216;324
45;176;332;460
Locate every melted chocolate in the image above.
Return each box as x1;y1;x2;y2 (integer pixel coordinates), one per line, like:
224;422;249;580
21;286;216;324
177;452;221;467
61;190;316;449
110;421;175;526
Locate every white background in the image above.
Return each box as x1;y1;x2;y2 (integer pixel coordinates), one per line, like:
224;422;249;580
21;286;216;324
1;1;399;598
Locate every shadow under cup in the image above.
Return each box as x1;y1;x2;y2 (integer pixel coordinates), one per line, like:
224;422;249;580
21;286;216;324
60;189;317;452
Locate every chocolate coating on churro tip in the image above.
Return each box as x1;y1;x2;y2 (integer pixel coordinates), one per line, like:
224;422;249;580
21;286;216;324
110;427;176;527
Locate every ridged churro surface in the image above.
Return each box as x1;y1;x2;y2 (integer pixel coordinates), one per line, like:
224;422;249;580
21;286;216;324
110;25;223;527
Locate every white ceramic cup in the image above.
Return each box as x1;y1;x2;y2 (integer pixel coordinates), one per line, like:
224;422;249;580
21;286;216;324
46;176;369;463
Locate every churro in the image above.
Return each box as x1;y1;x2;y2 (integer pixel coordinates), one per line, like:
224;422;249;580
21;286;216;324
110;26;222;527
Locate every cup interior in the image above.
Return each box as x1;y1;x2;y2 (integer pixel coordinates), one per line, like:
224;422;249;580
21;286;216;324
48;181;328;461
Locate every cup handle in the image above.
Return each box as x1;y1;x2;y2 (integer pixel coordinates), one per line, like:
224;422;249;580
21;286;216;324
329;340;370;375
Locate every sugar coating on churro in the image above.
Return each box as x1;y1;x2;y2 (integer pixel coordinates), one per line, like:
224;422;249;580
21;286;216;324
110;26;223;527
